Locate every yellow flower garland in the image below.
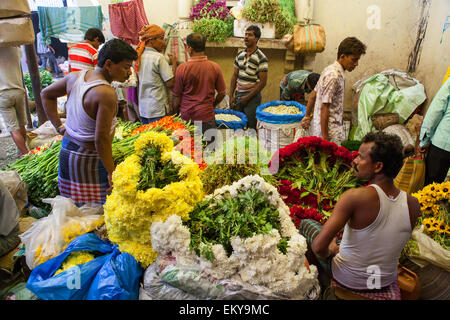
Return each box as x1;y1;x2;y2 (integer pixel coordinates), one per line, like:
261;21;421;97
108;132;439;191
104;131;204;267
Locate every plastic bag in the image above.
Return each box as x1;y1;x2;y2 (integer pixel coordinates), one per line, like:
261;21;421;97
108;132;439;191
140;254;321;300
19;196;104;269
409;226;450;273
0;170;27;215
26;233;142;300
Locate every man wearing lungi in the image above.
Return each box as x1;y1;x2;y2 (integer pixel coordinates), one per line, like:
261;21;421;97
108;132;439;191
229;25;268;130
299;132;420;300
41;39;138;206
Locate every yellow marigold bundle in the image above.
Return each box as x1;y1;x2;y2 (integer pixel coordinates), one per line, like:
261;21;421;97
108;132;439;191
54;251;95;276
104;131;204;267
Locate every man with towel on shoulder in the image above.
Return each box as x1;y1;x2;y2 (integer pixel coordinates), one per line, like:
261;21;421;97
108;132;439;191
135;24;178;124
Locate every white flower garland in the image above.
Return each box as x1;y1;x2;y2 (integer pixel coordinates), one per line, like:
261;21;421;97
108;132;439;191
151;175;319;299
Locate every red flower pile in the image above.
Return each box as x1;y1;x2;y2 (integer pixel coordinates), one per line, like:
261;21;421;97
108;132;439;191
271;136;360;225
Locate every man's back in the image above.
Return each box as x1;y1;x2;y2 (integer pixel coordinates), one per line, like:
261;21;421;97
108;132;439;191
331;184;417;289
0;47;24;92
173;56;226;122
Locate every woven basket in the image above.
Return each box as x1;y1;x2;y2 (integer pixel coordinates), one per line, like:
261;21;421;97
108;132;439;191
371;113;399;130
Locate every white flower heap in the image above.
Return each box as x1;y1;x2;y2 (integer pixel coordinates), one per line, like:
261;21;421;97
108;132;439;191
151;175;319;299
104;131;204;268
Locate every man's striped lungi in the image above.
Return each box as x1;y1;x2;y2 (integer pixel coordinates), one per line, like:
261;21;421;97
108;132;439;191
58;136;110;206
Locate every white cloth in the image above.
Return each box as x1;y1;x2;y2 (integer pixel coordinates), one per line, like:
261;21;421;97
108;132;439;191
331;184;412;289
0;179;19;236
138;47;173;118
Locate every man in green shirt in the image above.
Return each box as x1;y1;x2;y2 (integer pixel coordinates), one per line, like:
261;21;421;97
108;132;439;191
280;70;320;104
418;78;450;185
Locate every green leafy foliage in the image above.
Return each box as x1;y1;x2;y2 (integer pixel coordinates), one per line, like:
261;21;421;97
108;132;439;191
191;17;234;43
185;185;289;262
137;146;180;191
23;69;54;101
201;136;278;194
241;0;294;38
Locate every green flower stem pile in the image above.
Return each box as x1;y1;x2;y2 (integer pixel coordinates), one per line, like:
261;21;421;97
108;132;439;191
185;186;288;262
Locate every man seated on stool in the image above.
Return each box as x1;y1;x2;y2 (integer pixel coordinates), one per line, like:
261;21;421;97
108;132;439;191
298;131;420;300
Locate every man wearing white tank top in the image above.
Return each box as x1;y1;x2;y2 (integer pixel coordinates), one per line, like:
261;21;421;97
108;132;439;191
307;132;420;299
41;39;138;206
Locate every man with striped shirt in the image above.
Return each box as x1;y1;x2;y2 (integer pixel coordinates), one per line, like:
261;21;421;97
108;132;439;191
229;25;268;129
68;28;105;72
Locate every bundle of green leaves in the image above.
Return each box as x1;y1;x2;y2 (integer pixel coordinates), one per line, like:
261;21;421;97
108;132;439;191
185;185;289;262
24;69;54;101
191;17;234;43
201;136;277;194
241;0;294;38
137;146;180;191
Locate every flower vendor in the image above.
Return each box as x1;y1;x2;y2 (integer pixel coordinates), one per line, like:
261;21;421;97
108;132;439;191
135;24;178;124
41;39;138;206
301;37;367;145
300;132;420;300
171;32;226;149
279;70;320;104
229;25;268;130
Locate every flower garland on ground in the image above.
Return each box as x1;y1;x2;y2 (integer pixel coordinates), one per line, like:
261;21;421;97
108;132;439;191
412;181;450;250
104;131;204;268
151;175;319;299
270;136;359;225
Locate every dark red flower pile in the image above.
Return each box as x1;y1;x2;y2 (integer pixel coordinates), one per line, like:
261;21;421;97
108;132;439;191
271;136;359;226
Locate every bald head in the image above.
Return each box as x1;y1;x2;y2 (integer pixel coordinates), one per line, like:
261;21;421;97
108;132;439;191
186;33;206;52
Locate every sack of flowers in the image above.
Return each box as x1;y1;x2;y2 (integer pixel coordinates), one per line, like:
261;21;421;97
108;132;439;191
103;131;204;268
256;100;306;151
150;175;319;299
402;181;450;272
270;136;359;225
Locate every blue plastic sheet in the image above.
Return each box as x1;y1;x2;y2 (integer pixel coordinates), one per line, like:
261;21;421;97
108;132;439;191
256;100;306;124
215;109;248;129
26;233;142;300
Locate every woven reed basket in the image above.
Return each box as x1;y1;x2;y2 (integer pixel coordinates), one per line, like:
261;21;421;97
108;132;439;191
371;113;399;130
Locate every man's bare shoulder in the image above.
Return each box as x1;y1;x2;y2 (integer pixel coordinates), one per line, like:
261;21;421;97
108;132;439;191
339;185;378;204
85;84;117;105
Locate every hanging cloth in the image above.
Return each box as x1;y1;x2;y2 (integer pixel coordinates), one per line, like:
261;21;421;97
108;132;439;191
108;0;149;45
163;23;189;65
38;6;104;45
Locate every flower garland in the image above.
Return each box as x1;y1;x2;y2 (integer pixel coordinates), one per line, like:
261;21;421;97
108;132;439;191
104;131;204;267
412;181;450;249
271;136;359;225
151;175;319;299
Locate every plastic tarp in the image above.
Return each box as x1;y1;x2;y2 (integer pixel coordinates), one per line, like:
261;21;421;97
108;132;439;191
215;109;248;130
256;100;306;124
354;73;426;140
26;233;142;300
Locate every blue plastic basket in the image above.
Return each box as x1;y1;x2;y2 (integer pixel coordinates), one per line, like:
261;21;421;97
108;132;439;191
215;109;248;129
256;100;306;124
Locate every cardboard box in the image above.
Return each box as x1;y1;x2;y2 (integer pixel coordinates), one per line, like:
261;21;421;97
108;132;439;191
0;16;35;47
234;18;276;39
0;0;31;18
